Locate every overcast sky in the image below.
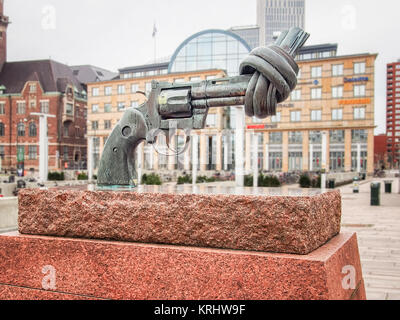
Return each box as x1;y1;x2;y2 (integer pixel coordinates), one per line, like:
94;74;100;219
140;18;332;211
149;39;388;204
5;0;400;134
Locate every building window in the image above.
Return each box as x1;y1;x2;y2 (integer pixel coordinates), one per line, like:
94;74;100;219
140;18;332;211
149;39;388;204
92;121;99;130
29;122;37;137
269;152;282;171
332;109;343;121
17;102;26;114
0;102;5;115
131;84;139;93
289;152;303;171
290;111;301;122
104;103;112;113
92;88;99;97
330;152;345;171
0;145;4;159
354;85;366;97
271;112;281;123
28;146;37;160
65;103;74;116
40;101;49;114
269;132;282;144
332;64;344;76
311;88;322;99
332;86;343;98
354;62;366;74
29;84;37;93
354;107;366;120
309;131;322;144
291;89;301;101
352;129;368;143
104;86;112;96
63;123;70;137
117;85;126;95
330;130;345;143
104;120;112;130
311;66;322;78
0;123;4;136
351;151;367;171
17;123;25;137
63;146;69;161
91;104;99;113
311;110;322;121
289;132;303;144
117;102;125;111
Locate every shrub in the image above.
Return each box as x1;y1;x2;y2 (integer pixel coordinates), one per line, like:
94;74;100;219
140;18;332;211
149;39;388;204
77;173;88;181
245;173;282;187
48;172;65;181
142;173;162;185
177;175;192;185
311;175;321;188
244;175;253;187
299;174;311;188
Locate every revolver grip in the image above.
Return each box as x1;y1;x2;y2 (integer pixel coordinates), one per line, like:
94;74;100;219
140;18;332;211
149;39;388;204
97;108;147;186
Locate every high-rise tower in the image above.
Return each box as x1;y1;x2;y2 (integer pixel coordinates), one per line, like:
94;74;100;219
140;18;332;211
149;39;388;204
257;0;305;46
0;0;10;71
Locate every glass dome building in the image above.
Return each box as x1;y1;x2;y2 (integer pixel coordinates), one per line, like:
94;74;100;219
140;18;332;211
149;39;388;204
168;29;251;76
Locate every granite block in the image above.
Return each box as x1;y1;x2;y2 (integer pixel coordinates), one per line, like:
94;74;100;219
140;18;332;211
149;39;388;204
0;232;365;300
18;186;342;255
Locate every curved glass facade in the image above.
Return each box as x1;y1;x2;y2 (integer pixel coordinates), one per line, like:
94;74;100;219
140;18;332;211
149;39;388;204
168;30;251;76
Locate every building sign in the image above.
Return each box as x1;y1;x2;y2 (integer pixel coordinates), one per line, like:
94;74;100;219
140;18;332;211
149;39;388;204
344;77;369;83
277;103;294;108
247;124;278;130
17;149;25;162
339;98;371;105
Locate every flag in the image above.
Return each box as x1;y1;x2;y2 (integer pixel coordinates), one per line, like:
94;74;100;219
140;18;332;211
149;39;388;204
152;23;157;38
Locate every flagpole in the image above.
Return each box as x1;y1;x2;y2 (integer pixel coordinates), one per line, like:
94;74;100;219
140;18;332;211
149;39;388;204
153;22;157;63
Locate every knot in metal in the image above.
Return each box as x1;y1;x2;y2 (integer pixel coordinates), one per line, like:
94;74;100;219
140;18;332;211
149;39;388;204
239;44;300;119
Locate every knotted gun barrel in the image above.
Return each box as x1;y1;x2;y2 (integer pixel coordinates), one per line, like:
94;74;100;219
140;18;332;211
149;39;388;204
97;28;310;186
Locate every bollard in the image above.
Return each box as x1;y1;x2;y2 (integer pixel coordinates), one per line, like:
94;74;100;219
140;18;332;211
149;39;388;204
353;177;360;193
384;180;393;194
370;182;381;206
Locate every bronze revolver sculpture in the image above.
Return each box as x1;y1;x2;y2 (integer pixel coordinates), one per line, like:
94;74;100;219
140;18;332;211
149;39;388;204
97;28;310;186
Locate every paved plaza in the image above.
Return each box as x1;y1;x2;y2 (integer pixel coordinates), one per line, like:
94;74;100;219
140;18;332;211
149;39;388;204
340;177;400;300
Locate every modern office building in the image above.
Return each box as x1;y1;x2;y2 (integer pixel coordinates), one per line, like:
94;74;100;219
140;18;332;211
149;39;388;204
244;51;377;175
229;26;260;50
257;0;305;46
386;61;400;168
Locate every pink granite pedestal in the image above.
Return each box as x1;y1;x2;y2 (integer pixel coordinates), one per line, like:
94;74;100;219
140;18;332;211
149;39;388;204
0;232;365;300
0;185;366;300
18;186;342;255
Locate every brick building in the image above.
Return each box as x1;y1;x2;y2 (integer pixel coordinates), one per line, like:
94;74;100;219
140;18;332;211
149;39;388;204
374;134;388;170
0;0;89;173
386;61;400;168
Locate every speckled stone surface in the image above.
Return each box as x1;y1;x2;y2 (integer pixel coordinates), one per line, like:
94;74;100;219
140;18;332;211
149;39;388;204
0;232;365;300
18;186;342;255
0;284;96;300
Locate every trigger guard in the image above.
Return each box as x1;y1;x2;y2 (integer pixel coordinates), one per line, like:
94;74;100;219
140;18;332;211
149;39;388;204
152;129;191;157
